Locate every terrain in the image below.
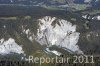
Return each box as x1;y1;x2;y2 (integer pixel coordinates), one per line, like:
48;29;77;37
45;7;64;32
0;0;100;66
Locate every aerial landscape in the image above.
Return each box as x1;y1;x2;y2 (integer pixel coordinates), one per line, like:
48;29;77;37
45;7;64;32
0;0;100;66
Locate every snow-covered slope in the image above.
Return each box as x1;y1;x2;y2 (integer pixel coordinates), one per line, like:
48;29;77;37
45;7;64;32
0;38;24;55
36;16;83;54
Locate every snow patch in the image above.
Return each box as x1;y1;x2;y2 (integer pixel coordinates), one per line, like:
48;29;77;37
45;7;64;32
25;29;30;35
10;0;13;3
51;50;61;56
97;16;100;20
3;25;6;28
46;48;61;56
0;38;4;44
82;15;87;19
